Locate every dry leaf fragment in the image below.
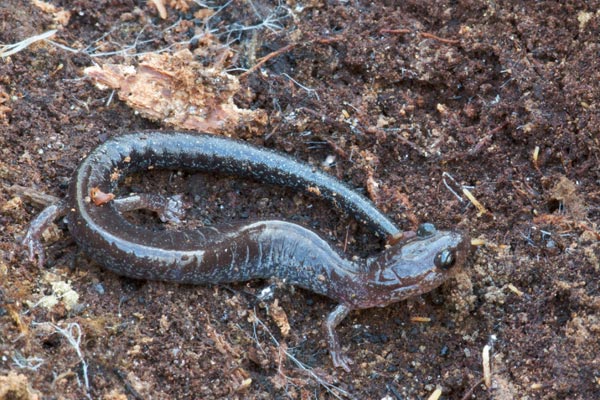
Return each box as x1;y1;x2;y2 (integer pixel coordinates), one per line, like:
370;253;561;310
549;176;587;220
269;299;291;337
84;49;266;135
0;372;41;400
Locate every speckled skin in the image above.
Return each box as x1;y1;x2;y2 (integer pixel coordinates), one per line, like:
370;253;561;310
25;131;470;370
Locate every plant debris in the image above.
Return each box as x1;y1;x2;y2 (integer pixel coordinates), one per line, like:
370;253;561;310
85;48;266;135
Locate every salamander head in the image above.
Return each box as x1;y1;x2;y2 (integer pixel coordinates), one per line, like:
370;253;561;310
355;223;471;309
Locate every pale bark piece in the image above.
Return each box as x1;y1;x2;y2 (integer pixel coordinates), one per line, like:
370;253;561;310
84;49;266;135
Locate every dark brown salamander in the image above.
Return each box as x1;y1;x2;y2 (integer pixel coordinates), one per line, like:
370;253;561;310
23;131;470;371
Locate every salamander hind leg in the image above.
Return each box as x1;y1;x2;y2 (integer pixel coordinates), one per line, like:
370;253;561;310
325;304;353;372
22;200;68;268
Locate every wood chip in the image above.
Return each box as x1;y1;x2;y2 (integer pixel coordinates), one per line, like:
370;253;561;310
84;49;266;135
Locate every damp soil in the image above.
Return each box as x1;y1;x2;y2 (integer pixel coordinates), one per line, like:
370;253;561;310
1;1;599;399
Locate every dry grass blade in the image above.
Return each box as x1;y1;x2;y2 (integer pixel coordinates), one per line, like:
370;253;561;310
0;30;57;58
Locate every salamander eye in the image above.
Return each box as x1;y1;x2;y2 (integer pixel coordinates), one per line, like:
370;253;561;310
417;223;437;238
435;249;456;270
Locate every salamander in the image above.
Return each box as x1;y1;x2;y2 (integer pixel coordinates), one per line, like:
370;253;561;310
23;131;470;371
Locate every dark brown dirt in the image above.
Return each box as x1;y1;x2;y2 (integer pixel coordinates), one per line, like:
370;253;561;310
1;0;599;399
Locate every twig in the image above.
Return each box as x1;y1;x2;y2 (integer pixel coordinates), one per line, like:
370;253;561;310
240;35;343;78
380;28;411;34
467;122;508;157
239;43;297;78
419;32;460;45
313;36;343;44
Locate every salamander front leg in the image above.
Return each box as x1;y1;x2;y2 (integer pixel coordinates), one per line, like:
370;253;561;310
325;304;352;371
113;194;187;223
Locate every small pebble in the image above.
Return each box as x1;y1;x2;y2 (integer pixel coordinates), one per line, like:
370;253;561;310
94;283;105;295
